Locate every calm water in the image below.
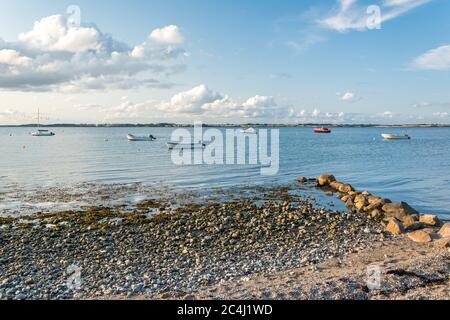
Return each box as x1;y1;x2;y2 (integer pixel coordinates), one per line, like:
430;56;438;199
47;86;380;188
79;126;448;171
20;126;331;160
1;127;449;218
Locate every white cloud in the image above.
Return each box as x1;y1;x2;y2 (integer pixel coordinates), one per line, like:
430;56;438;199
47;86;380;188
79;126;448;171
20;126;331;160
319;0;430;32
339;91;356;101
0;109;27;120
380;111;394;118
312;108;321;117
0;14;186;92
433;112;449;118
18;15;100;53
165;84;223;114
150;25;183;44
413;45;450;70
99;85;288;121
0;49;32;66
412;101;450;108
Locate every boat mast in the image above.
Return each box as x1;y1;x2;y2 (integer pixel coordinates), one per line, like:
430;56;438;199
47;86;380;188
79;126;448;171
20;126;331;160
37;108;40;129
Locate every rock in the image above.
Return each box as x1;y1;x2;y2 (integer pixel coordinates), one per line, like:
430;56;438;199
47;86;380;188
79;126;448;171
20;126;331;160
382;202;419;220
434;237;450;249
402;215;417;228
338;184;354;194
438;223;450;238
330;181;341;190
405;222;426;232
354;195;368;211
419;214;440;226
354;194;368;205
297;177;308;183
385;219;404;235
355;201;366;211
344;199;354;209
370;209;383;219
408;230;432;243
318;175;336;186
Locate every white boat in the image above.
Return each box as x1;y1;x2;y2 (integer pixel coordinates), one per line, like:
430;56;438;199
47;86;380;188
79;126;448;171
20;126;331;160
32;129;55;137
240;127;257;135
382;133;411;140
127;134;156;141
31;109;55;137
166;141;206;150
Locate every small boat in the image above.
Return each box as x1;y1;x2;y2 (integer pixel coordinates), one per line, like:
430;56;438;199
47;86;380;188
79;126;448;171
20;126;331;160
240;127;258;135
382;133;411;140
313;127;331;134
166;141;206;150
31;109;55;137
32;129;55;137
127;134;156;142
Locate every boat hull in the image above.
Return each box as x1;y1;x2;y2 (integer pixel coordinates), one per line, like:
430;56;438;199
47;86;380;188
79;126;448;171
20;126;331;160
313;128;331;134
32;132;55;137
166;142;206;150
382;134;411;140
127;134;156;142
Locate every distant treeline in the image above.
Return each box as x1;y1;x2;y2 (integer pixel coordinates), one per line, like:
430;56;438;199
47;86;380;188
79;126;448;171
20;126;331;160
1;123;450;128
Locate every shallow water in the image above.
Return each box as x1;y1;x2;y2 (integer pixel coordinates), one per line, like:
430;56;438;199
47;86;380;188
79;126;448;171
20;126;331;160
0;127;449;218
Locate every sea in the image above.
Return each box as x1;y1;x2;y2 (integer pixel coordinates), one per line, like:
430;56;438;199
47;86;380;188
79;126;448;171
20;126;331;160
1;126;449;219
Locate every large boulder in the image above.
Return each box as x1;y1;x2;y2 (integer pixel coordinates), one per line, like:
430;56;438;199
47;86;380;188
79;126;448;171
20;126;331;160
434;237;450;249
365;200;385;212
385;219;404;235
318;175;336;186
382;202;419;220
407;230;432;243
438;223;450;238
330;181;342;190
367;196;382;205
419;214;440;226
370;209;383;219
338;184;354;193
402;215;417;228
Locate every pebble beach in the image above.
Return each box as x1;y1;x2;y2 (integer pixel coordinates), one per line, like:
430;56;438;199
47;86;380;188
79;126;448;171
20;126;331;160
0;177;449;300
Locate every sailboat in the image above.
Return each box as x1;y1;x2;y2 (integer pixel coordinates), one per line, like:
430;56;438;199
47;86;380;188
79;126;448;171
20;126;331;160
31;109;55;137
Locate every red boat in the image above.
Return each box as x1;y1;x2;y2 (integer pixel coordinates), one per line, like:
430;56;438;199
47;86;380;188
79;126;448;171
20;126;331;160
313;127;331;134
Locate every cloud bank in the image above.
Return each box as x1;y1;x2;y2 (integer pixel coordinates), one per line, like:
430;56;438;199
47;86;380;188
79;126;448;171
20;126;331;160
0;15;187;92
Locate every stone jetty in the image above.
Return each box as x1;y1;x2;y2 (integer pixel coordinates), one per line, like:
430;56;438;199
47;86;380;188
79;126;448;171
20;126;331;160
315;174;450;248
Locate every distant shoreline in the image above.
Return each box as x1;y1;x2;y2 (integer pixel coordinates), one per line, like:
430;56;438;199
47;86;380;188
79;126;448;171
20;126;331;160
2;123;450;128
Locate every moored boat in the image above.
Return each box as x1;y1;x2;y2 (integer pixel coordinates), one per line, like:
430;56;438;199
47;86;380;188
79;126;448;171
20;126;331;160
31;109;55;137
127;134;156;141
166;141;206;150
313;127;331;134
240;127;257;135
32;129;55;137
382;133;411;140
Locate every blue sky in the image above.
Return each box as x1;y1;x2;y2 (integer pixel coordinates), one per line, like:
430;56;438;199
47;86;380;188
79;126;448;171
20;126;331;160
0;0;449;124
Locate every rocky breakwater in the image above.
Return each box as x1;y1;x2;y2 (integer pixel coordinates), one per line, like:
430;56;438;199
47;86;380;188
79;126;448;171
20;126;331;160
315;174;450;249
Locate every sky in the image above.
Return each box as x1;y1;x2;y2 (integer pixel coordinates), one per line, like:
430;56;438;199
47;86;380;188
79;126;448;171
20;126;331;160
0;0;449;125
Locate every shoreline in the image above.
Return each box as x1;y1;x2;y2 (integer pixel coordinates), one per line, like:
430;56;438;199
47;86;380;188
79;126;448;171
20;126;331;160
2;124;450;128
0;178;448;300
